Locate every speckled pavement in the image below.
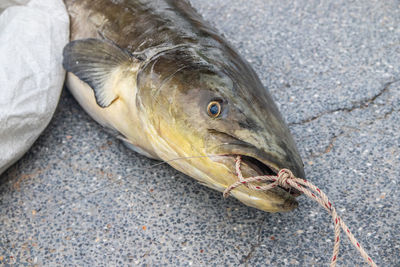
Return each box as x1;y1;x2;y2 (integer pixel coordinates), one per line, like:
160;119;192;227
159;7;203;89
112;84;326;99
1;0;399;266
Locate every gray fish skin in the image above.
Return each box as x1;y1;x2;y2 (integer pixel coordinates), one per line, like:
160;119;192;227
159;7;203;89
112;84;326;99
63;0;305;212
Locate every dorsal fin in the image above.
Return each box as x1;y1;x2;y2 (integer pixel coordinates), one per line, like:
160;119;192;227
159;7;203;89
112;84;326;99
63;38;137;108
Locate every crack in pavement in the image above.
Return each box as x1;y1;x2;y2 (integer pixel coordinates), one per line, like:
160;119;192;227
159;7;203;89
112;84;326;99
289;79;400;126
310;107;400;158
240;218;265;266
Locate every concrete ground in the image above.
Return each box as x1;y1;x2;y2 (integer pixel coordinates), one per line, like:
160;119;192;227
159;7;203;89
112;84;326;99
1;0;399;266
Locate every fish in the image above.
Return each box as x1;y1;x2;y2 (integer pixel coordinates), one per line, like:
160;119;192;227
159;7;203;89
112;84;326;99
62;0;305;212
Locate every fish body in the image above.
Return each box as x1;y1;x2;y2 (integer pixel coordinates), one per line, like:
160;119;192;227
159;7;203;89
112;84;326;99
63;0;305;212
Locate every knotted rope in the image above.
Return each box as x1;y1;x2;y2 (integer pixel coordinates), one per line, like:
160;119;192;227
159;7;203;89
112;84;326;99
224;156;377;267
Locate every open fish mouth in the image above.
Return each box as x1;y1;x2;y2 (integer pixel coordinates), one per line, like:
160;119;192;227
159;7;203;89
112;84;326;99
205;130;303;211
237;155;302;197
208;151;302;212
206;129;304;197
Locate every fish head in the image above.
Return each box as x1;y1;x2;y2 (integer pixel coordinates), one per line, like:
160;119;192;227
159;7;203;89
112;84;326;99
136;47;305;212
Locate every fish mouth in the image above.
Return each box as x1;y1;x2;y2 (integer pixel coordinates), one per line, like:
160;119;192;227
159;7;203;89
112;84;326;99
212;153;302;212
237;155;302;197
206;129;303;212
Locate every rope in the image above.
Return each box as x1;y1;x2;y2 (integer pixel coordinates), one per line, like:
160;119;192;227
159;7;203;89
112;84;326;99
223;156;377;267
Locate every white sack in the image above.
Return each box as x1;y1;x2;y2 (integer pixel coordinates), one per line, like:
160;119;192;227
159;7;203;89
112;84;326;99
0;0;30;13
0;0;69;174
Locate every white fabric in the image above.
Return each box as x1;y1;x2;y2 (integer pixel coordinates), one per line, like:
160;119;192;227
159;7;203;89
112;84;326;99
0;0;69;174
0;0;30;13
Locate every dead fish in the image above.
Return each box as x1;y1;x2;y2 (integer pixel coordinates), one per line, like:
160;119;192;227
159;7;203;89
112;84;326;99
62;0;305;212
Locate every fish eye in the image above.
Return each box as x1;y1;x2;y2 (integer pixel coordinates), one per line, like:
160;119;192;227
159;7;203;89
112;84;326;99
207;101;222;118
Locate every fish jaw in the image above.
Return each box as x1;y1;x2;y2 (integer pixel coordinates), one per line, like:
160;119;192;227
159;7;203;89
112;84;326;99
138;116;299;212
168;154;299;213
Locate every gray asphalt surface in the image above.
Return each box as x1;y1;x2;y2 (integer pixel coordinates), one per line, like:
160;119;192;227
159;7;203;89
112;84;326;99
1;0;399;266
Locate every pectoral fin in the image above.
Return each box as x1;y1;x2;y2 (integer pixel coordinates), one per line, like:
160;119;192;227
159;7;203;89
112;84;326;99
63;38;136;108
